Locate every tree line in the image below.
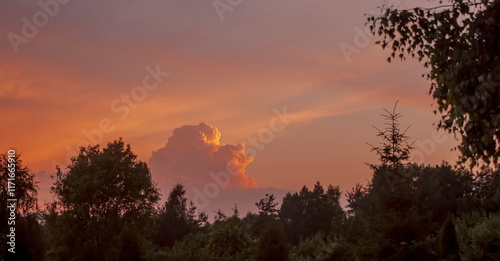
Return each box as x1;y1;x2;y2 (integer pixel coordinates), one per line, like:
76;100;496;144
1;124;499;260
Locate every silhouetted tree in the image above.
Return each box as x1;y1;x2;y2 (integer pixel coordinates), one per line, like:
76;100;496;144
255;218;290;261
475;168;500;213
367;101;414;191
251;193;280;237
231;203;240;218
256;193;279;216
205;217;254;261
345;183;372;245
368;102;413;170
213;209;228;223
46;139;160;260
290;232;353;261
415;164;476;224
367;0;500;168
439;215;461;261
118;226;143;261
7;213;45;261
455;213;500;260
155;183;207;248
0;152;38;215
0;152;42;261
164;232;210;261
280;182;344;245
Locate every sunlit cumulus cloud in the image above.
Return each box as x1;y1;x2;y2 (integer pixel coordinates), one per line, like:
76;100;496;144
149;123;256;196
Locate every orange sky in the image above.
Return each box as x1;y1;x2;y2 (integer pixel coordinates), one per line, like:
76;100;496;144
1;0;460;214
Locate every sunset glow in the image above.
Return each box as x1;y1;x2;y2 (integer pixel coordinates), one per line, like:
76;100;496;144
1;0;460;215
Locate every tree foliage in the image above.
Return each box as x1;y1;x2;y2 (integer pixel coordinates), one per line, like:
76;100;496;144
0;153;41;261
367;102;415;191
155;183;207;248
439;215;461;261
474;168;500;213
5;112;500;260
368;101;414;172
46;139;160;260
256;193;279;216
290;233;352;261
163;232;210;261
367;0;500;168
280;182;344;245
255;218;290;261
455;213;500;260
0;152;38;215
204;217;254;261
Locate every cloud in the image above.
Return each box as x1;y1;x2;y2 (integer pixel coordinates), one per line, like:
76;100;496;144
149;122;256;197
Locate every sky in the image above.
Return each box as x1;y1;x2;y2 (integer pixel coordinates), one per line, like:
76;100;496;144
1;0;460;216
